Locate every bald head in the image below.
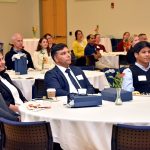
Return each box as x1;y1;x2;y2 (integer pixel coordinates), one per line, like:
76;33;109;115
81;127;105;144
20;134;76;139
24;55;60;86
11;33;23;50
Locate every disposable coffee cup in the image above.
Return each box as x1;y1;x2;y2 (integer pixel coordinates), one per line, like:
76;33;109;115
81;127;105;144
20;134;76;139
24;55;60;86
47;88;56;99
100;50;104;54
78;88;87;95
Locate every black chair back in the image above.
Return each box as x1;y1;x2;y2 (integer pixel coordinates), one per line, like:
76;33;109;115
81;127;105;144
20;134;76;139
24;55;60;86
111;38;122;51
75;56;86;66
32;79;47;99
112;124;150;150
0;118;53;150
70;50;77;65
119;55;129;67
86;55;95;66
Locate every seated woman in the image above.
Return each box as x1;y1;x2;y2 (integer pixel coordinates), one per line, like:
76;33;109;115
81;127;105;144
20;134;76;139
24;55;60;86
43;33;56;53
0;51;26;116
94;34;106;52
33;37;55;70
72;30;87;59
116;32;131;52
126;34;139;65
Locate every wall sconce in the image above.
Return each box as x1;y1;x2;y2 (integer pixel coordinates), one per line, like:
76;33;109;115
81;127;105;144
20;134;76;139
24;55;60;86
111;2;114;9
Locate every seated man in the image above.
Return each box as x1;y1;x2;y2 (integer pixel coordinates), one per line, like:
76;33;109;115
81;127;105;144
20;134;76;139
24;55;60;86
122;41;150;93
138;33;148;41
84;34;101;61
5;33;34;70
44;43;95;96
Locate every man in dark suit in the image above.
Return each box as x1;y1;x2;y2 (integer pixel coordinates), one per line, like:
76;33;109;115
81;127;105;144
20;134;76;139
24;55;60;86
44;43;95;96
5;33;34;70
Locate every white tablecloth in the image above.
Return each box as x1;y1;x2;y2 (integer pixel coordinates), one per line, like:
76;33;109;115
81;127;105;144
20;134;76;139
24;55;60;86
23;38;39;56
96;52;126;69
19;96;150;150
101;37;112;52
7;70;109;100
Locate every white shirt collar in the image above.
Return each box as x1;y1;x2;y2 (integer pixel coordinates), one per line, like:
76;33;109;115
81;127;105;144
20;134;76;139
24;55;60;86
135;62;150;71
56;64;70;73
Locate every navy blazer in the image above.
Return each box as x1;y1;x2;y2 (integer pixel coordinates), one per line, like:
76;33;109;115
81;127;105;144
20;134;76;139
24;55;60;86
0;72;26;106
5;47;34;70
44;66;95;96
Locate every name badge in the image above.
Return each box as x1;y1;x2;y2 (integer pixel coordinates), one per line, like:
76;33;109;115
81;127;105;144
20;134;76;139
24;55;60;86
138;75;147;81
76;75;83;80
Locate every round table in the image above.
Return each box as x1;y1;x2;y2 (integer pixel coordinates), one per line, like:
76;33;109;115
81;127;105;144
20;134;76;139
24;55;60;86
96;52;126;69
19;96;150;150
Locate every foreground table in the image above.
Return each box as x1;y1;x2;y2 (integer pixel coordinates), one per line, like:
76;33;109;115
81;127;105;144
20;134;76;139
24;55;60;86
19;96;150;150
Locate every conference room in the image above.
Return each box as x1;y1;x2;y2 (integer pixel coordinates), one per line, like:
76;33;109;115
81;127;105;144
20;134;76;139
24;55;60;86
0;0;150;150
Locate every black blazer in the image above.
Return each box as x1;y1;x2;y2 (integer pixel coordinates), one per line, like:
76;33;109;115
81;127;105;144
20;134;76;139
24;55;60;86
0;72;26;106
5;47;34;70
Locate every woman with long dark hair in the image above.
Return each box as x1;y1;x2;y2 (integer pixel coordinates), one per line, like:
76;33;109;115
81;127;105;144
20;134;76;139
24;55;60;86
33;37;54;70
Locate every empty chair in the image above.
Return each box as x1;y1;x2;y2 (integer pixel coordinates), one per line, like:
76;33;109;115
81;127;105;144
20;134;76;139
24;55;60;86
111;38;122;51
75;56;86;66
32;79;47;99
75;55;96;70
119;55;129;68
112;124;150;150
0;118;53;150
70;50;77;65
85;55;95;66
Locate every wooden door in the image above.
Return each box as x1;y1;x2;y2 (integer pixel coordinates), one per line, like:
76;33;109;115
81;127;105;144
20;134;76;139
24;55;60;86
41;0;67;44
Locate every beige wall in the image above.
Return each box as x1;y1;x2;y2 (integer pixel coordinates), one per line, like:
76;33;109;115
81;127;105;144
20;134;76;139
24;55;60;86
0;0;150;52
0;0;40;53
67;0;150;49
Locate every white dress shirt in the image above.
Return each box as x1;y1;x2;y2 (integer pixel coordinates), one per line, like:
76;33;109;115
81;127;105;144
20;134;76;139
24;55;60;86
122;62;150;92
57;65;81;93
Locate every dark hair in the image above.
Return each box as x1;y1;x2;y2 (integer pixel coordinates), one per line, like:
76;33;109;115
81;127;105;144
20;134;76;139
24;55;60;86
36;37;50;56
43;33;53;39
123;32;130;36
133;41;150;53
86;34;93;40
75;30;83;40
51;43;68;61
138;33;146;37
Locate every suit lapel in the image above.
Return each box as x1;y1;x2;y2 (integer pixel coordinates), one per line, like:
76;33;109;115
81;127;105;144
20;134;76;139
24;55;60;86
55;66;69;88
